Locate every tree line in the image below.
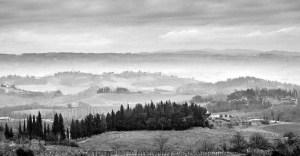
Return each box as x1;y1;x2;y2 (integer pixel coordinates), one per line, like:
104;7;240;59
70;101;211;139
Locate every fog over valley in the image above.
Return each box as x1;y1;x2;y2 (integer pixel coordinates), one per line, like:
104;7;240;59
1;50;300;86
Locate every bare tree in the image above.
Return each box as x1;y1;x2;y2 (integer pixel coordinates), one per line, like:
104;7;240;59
153;134;169;152
198;139;215;152
183;137;196;152
109;142;123;151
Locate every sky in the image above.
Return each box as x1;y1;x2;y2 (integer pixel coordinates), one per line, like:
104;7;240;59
0;0;300;54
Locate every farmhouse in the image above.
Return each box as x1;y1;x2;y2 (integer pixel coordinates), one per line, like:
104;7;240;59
280;96;297;105
0;116;11;121
247;118;266;126
210;113;233;121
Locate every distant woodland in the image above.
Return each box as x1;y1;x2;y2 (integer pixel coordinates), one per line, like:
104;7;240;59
207;88;298;112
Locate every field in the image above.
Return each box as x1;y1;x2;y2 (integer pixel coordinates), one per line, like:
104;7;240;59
262;123;300;136
78;126;280;151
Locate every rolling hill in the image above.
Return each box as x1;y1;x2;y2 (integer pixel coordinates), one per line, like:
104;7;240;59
0;72;299;109
177;77;300;95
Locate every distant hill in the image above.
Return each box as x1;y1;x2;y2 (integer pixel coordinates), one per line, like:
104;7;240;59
0;71;197;94
1;50;300;85
0;83;62;98
177;77;300;95
0;71;196;108
1;72;299;97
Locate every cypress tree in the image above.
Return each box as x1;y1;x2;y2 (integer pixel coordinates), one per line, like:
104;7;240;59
75;120;80;138
36;112;43;138
70;119;75;139
106;113;111;130
23;120;26;134
9;127;13;138
18;121;22;135
32;115;36;137
66;128;69;140
100;114;107;132
52;113;59;135
111;110;116;130
58;114;66;140
46;124;50;136
4;123;10;139
43;122;47;140
27;115;32;139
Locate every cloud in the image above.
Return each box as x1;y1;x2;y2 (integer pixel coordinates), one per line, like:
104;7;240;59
160;27;248;42
0;30;113;52
246;27;299;37
161;26;300;42
160;29;200;40
0;0;300;27
158;26;300;51
1;0;300;52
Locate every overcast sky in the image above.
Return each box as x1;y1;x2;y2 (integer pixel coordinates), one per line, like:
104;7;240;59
0;0;300;54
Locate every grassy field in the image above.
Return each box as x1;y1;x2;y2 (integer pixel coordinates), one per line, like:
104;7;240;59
78;126;280;151
261;123;300;136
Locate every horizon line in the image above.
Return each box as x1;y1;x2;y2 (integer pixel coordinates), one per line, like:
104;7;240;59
0;48;299;55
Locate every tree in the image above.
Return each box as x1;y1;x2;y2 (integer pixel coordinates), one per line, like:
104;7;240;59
100;114;107;132
230;132;248;153
153;134;169;152
18;121;22;135
16;148;34;156
43;122;47;140
36;112;43;138
52;113;59;135
249;133;270;150
274;132;300;156
23;120;26;134
66;128;69;140
70;119;76;139
198;139;215;152
4;123;10;139
58;114;66;140
27;115;32;139
5;124;14;139
32;115;36;137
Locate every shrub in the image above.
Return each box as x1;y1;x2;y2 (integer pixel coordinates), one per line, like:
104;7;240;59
47;140;79;147
16;148;34;156
230;132;248;153
274;132;300;156
69;141;79;147
249;133;271;150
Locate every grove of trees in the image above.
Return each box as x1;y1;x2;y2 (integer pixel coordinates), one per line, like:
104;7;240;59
70;101;211;139
4;112;66;142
